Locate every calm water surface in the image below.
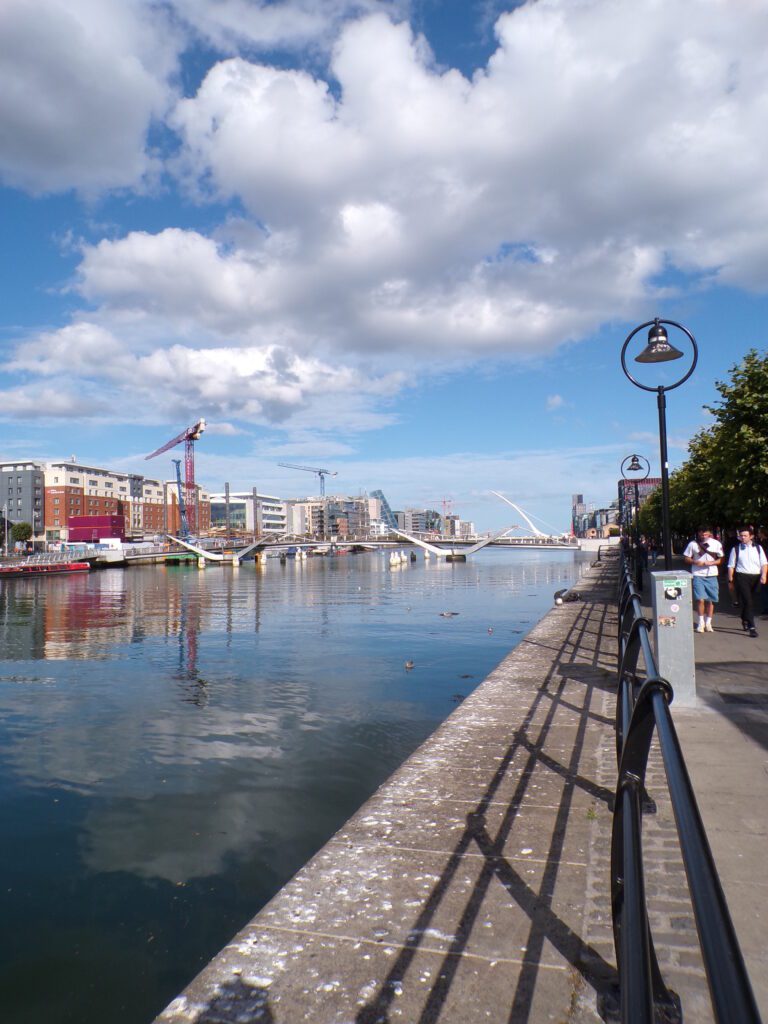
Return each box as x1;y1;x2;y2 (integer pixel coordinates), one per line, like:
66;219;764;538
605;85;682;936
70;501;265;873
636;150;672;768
0;548;587;1023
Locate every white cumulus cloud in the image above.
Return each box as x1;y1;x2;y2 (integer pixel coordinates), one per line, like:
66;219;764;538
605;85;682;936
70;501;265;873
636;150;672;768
0;0;179;194
5;0;768;443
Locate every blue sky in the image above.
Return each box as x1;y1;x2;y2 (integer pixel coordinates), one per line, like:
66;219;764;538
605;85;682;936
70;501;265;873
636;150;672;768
2;0;768;533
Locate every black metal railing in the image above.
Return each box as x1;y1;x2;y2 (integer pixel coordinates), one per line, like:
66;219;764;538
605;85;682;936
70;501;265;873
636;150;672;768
611;555;762;1023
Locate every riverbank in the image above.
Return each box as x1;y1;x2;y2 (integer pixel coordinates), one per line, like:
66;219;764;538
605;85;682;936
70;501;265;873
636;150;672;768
153;551;767;1024
155;555;620;1022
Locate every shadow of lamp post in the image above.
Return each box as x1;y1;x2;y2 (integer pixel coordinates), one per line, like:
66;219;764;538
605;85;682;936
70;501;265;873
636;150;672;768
621;318;698;570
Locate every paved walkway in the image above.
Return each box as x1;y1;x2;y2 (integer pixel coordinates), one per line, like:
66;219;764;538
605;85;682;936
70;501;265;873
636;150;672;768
637;572;768;1021
153;557;767;1023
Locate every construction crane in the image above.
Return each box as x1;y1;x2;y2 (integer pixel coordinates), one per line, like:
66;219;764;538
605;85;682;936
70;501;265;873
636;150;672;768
171;459;190;540
146;418;206;534
278;462;337;497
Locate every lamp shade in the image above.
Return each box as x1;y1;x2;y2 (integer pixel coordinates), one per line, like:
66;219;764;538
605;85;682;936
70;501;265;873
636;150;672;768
635;320;684;363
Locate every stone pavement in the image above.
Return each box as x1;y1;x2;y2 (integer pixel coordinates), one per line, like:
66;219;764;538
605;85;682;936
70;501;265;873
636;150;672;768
639;575;768;1021
153;557;766;1023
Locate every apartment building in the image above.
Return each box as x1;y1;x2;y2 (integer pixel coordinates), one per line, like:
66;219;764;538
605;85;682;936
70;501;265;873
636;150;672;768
396;507;442;534
282;496;381;537
0;461;45;542
208;491;286;537
45;462;130;538
43;461;210;541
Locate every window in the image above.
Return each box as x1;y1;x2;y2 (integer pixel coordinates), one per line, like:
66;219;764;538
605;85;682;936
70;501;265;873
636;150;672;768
53;498;60;505
70;477;80;484
105;482;113;489
88;480;97;487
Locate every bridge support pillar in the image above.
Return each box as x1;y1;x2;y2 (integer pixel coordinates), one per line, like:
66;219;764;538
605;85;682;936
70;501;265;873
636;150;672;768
197;557;206;570
232;557;240;568
446;553;467;562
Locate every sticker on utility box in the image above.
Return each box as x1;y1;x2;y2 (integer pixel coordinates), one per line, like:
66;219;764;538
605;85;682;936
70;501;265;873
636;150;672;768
663;578;688;590
657;615;677;627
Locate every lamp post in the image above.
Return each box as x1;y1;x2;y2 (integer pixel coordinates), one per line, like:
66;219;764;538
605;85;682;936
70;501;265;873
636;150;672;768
2;504;7;558
621;318;698;569
621;454;650;585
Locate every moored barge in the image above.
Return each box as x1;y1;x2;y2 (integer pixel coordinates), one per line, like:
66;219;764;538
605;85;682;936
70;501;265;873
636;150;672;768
0;560;90;579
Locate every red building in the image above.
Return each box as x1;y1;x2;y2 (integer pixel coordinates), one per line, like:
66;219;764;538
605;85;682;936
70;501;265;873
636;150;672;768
44;461;210;541
67;515;126;543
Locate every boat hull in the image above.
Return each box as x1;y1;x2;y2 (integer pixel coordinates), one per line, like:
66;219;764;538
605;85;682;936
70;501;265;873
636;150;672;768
0;562;90;579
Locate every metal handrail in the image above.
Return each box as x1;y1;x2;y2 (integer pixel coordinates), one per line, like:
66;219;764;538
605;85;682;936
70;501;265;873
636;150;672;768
611;555;761;1023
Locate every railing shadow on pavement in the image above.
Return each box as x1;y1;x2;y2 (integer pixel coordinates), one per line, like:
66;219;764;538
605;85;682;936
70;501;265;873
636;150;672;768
613;555;762;1023
356;587;621;1024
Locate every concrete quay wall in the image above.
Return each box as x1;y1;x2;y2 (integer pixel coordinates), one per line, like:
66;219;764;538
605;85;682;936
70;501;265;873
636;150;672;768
156;553;766;1024
155;556;622;1024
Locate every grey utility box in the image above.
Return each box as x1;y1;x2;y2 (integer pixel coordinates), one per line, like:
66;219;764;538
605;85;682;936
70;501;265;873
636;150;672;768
649;570;697;706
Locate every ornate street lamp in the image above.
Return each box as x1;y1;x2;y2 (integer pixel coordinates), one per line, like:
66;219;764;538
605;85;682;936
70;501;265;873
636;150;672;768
621;318;698;569
621;454;650;585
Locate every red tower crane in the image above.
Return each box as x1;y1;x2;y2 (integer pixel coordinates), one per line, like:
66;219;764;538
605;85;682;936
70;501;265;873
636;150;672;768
145;419;206;534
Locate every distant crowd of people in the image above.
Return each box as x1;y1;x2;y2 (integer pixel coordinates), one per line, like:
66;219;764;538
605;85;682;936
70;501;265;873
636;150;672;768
626;527;768;638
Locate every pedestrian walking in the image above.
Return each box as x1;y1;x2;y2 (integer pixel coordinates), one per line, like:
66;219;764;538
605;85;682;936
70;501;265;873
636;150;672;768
727;527;768;637
683;527;724;632
648;537;659;567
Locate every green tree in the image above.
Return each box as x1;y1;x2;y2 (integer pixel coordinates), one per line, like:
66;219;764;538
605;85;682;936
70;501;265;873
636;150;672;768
10;522;32;543
642;350;768;538
702;349;768;524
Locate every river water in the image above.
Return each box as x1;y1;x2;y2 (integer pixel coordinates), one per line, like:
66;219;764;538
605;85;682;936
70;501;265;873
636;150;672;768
0;547;588;1023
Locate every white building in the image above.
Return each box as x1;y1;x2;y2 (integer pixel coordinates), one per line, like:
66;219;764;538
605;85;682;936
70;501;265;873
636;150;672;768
208;491;287;537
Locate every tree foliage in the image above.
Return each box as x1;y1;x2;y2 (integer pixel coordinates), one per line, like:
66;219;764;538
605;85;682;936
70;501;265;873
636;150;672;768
10;522;32;542
638;349;768;536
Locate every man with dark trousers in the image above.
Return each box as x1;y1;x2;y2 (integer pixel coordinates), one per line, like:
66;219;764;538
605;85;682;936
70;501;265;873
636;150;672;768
727;527;768;637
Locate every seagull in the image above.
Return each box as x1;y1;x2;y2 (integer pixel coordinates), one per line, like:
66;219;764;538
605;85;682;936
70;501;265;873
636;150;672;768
405;660;415;671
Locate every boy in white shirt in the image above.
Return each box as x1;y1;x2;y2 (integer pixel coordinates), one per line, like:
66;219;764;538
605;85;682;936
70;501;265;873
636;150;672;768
727;527;768;637
683;527;724;633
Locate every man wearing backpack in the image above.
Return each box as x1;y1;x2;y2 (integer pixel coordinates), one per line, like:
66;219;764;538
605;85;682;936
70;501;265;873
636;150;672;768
727;527;768;638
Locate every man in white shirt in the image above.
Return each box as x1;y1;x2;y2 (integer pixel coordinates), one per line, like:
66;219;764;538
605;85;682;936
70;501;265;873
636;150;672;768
727;527;768;637
683;527;724;633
